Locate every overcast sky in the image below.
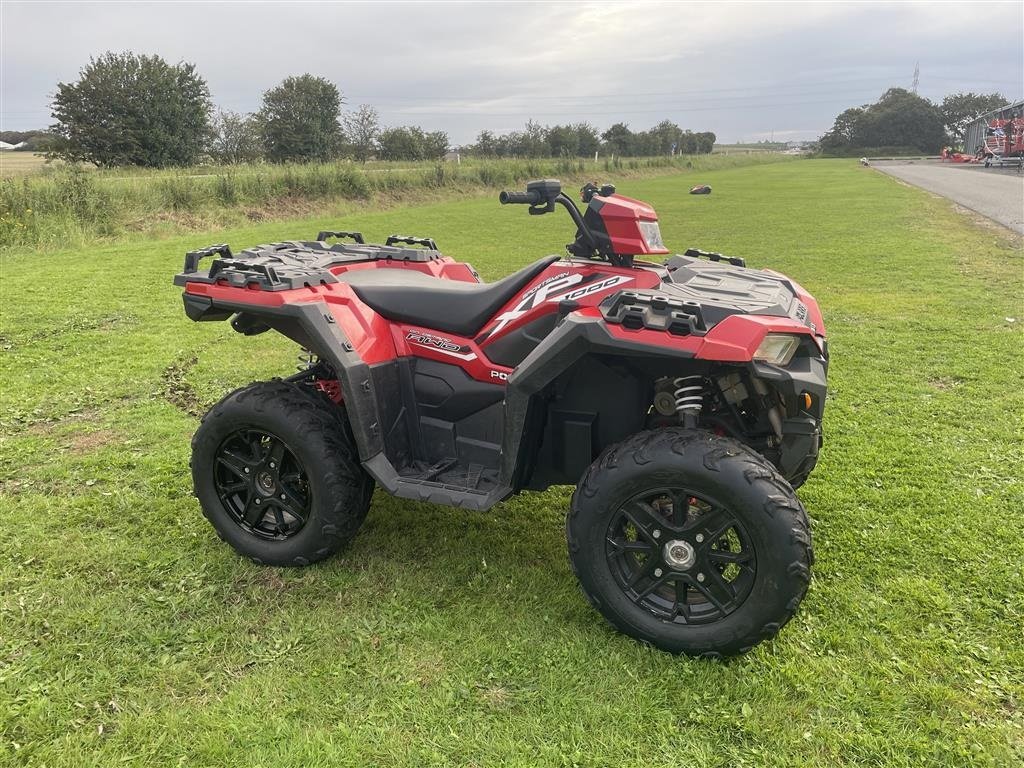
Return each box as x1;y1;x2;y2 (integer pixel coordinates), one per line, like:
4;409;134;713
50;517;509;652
2;1;1022;144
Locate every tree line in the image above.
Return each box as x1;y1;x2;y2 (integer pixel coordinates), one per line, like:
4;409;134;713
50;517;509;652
820;88;1009;155
467;120;715;158
37;52;716;169
0;129;52;151
45;53;407;167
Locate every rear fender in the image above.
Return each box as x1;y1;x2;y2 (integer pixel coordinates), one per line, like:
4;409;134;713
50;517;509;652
180;283;391;463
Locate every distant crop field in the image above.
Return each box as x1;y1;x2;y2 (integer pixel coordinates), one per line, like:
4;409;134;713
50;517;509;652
0;152;52;177
714;143;789;153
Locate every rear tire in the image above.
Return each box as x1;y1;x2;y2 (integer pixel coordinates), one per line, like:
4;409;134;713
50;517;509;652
191;380;373;566
567;429;812;657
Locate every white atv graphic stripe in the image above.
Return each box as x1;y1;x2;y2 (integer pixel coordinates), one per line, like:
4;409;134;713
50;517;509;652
486;272;583;336
406;330;477;361
486;273;632;337
546;275;633;304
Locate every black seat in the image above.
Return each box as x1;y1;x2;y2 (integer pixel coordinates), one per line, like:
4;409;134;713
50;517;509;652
341;255;560;337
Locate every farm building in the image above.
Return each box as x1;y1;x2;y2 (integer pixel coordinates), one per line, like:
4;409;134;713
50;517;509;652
963;99;1024;157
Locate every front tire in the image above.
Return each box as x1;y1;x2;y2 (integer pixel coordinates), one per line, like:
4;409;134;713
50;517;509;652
567;429;813;657
191;380;373;566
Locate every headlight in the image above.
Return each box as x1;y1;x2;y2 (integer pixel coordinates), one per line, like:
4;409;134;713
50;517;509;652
753;334;801;366
638;220;665;251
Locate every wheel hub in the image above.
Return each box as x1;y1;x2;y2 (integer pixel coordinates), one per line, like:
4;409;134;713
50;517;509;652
663;539;696;570
255;470;276;495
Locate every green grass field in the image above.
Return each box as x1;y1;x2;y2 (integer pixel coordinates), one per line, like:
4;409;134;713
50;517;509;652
1;160;1021;766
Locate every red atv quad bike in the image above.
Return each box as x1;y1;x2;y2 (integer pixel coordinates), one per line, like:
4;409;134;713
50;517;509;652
174;179;826;656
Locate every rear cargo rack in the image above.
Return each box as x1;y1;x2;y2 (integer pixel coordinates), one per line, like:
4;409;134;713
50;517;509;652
183;244;233;274
174;239;444;291
316;230;365;244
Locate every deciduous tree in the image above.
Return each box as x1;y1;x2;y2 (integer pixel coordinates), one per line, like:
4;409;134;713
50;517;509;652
208;109;262;164
819;89;948;153
49;52;211;167
422;130;449;160
258;74;344;163
377;126;424;160
601;122;634;155
940;92;1008;146
342;105;380;162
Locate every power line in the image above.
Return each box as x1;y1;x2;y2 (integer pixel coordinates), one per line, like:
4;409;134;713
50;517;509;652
375;96;899;119
350;74;1022;105
0;84;920;119
4;72;1020;118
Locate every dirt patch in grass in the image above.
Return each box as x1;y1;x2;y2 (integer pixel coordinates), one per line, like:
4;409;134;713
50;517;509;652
927;376;965;391
480;685;513;709
162;355;204;418
223;568;314;604
66;428;120;454
3;313;138;351
24;407;105;436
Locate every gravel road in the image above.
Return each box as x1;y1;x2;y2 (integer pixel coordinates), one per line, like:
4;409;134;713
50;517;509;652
872;161;1024;234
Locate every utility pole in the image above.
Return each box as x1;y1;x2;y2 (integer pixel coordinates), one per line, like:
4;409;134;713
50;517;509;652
912;62;920;94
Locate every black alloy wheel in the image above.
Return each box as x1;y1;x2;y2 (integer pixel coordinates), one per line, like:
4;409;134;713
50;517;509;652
191;380;373;567
568;428;814;656
214;429;311;540
605;488;756;624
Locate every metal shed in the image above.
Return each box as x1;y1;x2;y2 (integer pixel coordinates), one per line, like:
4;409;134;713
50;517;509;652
963;99;1024;153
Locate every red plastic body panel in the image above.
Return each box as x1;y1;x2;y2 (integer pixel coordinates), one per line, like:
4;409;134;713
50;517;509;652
393;324;513;382
184;250;826;385
475;259;662;345
761;269;826;337
595;194;670;257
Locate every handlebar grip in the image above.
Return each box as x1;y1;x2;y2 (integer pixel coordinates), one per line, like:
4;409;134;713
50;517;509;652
499;190;542;205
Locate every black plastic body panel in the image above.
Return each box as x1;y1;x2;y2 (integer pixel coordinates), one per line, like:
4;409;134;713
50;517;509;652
500;313;700;493
369;357;504;497
484;313;558;367
655;254;814;331
526;356;648;489
750;358;828;479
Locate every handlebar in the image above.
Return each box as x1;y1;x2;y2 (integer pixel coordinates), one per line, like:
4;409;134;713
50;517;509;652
497;177;632;267
499;190;542;205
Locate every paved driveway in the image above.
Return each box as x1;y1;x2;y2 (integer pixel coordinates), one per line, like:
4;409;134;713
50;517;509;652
873;161;1024;234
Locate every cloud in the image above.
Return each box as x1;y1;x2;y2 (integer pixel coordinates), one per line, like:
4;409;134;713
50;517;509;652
2;0;1021;143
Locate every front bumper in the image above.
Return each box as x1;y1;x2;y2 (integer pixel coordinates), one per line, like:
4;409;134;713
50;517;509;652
751;354;828;481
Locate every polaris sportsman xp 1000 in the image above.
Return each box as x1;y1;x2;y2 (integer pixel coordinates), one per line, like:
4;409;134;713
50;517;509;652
174;179;826;656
